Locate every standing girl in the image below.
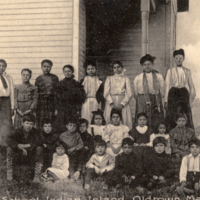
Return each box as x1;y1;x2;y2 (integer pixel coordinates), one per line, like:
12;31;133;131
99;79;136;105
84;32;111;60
55;65;86;131
149;122;171;154
103;108;130;157
14;69;38;129
46;141;69;181
88;109;106;141
0;59;14;150
133;54;164;131
81;61;103;124
104;61;132;129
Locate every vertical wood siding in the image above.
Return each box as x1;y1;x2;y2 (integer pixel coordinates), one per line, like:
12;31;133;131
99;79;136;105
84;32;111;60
0;0;73;84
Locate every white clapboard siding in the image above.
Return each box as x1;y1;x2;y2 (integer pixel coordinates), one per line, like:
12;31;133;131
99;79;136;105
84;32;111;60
0;0;73;84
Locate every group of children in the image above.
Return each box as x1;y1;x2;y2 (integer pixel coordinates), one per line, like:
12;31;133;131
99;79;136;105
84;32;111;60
0;55;199;197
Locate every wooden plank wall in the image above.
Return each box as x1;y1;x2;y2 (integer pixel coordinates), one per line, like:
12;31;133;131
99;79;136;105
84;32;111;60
0;0;73;84
109;21;142;120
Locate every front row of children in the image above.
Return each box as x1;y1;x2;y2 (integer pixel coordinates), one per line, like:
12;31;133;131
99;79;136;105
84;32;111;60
5;109;200;197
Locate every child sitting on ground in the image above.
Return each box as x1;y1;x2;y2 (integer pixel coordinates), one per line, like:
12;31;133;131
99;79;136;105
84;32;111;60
79;118;94;163
143;137;174;191
88;109;106;142
59;118;84;179
40;118;58;172
45;141;69;182
103;108;130;157
128;112;152;158
108;138;142;189
177;138;200;197
149;122;171;154
84;139;115;190
6;114;43;183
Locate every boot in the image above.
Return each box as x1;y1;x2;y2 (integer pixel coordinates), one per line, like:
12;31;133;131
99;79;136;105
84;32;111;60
33;162;43;183
6;156;13;181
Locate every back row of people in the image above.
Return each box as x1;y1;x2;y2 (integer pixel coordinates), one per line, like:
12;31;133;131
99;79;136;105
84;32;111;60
0;49;196;151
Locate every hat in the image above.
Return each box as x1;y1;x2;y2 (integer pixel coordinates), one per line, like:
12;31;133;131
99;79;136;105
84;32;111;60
140;54;156;65
153;137;167;147
173;49;185;57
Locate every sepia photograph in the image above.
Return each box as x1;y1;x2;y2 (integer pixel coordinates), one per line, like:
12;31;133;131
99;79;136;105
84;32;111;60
0;0;199;199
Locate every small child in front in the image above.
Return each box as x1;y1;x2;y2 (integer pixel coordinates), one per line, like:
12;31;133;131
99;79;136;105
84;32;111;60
109;138;142;188
177;138;200;197
59;118;84;179
103;108;130;157
143;137;173;191
84;139;115;190
46;141;69;182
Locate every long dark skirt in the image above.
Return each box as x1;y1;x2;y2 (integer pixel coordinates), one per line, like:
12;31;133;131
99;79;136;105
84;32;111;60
36;95;56;128
166;87;194;130
0;97;13;146
135;94;164;131
55;104;80;132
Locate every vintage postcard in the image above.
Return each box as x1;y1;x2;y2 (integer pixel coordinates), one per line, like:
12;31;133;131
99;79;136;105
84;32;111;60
0;0;199;200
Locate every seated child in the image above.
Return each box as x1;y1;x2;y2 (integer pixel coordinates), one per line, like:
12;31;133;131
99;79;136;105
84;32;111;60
40;118;58;171
170;113;195;158
129;112;151;146
84;139;115;190
108;138;142;188
103;108;130;157
88;109;106;142
6;114;43;183
143;137;174;191
176;138;200;197
59;118;84;179
46;141;69;182
149;122;171;154
79;118;94;162
170;113;196;178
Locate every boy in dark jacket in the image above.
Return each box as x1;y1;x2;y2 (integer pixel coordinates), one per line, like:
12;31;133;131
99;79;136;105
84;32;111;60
108;138;142;188
143;137;174;190
6;114;43;183
40;118;58;172
78;118;94;162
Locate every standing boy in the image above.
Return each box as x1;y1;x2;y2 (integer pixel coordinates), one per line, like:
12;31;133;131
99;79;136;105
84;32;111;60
35;59;59;128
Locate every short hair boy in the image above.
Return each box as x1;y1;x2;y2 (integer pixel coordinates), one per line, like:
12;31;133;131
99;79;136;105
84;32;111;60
59;118;84;179
78;118;94;162
6;114;43;183
177;138;200;197
84;139;115;190
143;137;174;191
107;137;142;188
40;118;58;172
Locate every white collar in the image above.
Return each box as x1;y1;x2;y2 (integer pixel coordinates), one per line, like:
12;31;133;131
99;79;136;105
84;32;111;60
136;125;148;134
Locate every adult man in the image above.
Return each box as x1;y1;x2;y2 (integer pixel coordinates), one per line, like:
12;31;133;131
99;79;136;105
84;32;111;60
165;49;196;130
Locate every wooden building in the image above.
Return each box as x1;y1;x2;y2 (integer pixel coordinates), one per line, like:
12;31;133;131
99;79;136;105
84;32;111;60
0;0;179;118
